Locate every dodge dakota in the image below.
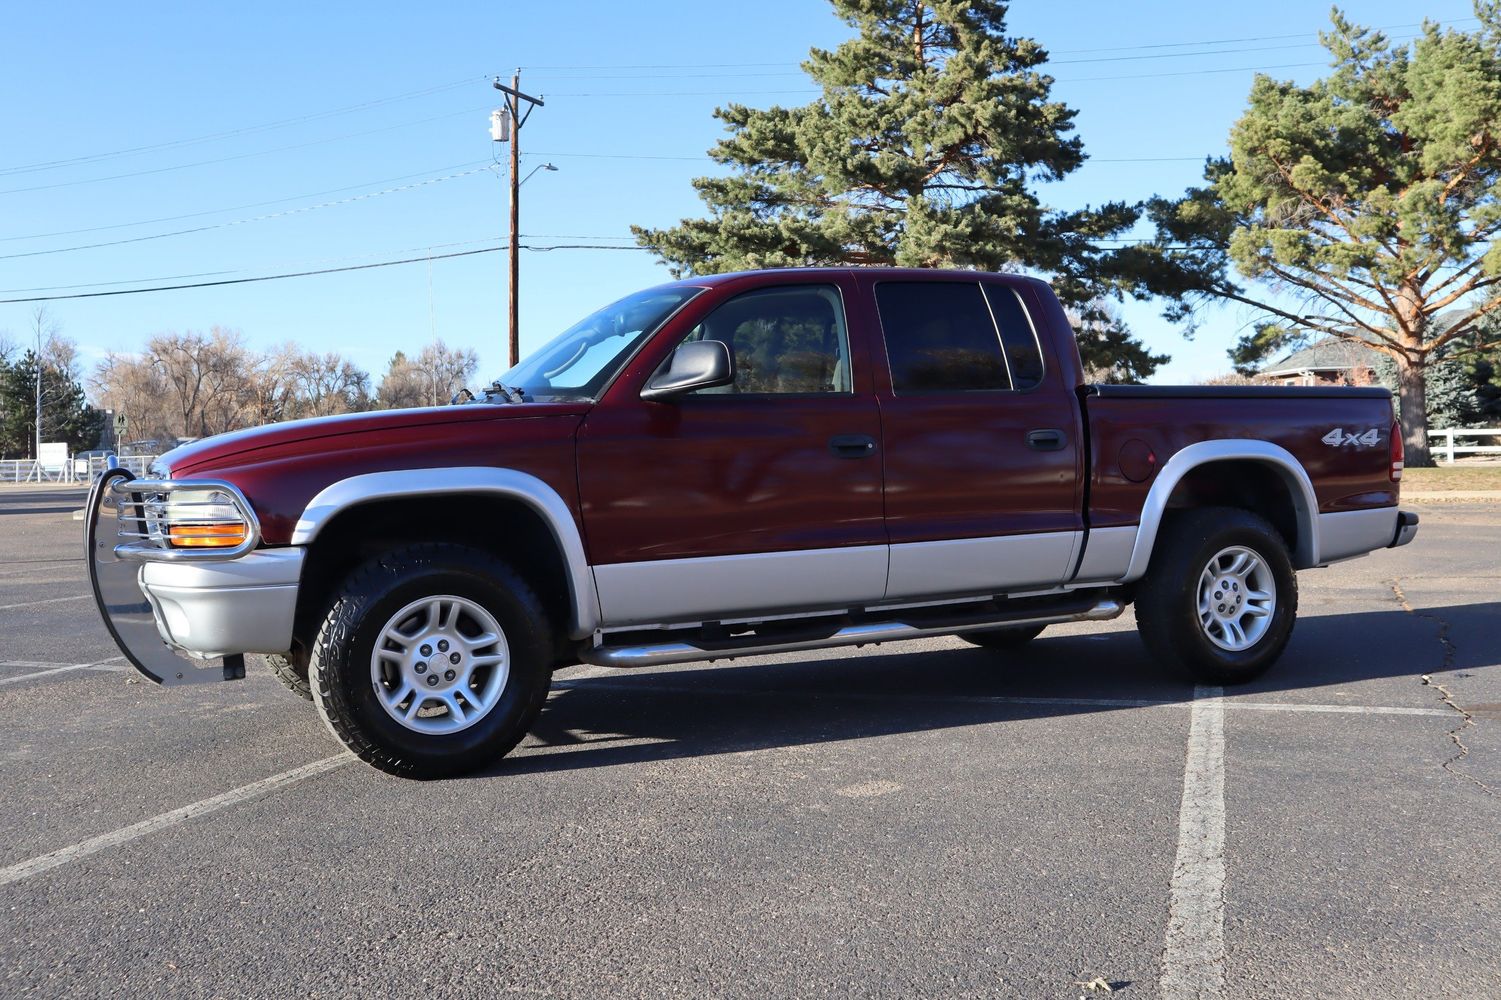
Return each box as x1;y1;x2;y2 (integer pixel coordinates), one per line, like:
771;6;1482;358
85;268;1418;777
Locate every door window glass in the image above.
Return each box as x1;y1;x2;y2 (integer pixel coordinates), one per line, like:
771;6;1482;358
983;285;1045;390
875;282;1010;393
678;285;852;394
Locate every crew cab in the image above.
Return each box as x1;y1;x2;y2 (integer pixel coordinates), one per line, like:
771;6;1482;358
85;268;1419;778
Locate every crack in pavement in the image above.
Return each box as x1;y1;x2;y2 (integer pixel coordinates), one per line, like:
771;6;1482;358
1390;578;1497;796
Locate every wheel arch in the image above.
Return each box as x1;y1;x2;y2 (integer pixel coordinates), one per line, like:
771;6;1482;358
290;468;600;641
1118;441;1320;583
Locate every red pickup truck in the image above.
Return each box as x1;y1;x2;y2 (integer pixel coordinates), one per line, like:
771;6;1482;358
86;268;1418;778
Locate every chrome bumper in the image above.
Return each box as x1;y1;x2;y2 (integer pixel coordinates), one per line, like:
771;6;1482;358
85;468;302;686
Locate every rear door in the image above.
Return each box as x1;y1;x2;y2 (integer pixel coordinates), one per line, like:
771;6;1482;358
864;275;1085;600
576;277;888;627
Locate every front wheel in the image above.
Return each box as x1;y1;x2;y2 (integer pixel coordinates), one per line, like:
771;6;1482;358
1135;507;1297;685
308;543;553;779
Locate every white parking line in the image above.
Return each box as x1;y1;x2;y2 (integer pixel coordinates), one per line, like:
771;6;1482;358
0;658;125;686
1161;685;1227;1000
0;593;91;612
0;754;351;888
551;679;1453;718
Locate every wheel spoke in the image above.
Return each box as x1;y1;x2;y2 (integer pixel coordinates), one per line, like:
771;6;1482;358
385;681;414;709
379;626;412;652
462;631;501;652
1224;618;1247;647
1243;603;1272;618
468;653;507;667
1225;551;1250;576
442;693;467;723
404;693;427;721
1245;588;1273;603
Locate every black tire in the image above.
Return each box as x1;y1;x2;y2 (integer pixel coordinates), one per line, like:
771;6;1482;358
1135;506;1298;685
308;543;553;779
959;624;1047;650
263;649;312;701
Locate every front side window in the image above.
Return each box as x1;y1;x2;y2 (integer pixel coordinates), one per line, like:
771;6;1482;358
875;282;1011;393
499;286;702;401
676;285;852;395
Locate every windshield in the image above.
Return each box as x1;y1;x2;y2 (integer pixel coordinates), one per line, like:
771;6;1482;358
495;286;703;401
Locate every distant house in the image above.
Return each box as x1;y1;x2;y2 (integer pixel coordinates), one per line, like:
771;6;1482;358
1260;337;1382;387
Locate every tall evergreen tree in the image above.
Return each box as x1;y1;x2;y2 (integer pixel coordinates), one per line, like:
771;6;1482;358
1131;5;1501;465
0;349;103;458
633;0;1167;381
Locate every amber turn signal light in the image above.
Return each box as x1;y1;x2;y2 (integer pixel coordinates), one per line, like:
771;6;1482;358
167;523;249;548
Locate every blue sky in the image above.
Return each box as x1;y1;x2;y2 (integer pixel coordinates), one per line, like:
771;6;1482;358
0;0;1481;387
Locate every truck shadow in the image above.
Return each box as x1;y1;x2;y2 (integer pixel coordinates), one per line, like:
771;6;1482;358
483;600;1501;779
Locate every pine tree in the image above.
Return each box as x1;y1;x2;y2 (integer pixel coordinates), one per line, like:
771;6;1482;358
633;0;1167;381
1133;5;1501;464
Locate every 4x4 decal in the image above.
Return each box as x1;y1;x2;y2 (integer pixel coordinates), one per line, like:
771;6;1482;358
1321;427;1382;448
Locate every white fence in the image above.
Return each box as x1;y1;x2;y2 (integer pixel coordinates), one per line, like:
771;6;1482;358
1432;428;1501;464
0;455;159;485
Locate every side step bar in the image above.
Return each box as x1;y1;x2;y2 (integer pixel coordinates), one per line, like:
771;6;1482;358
583;596;1125;669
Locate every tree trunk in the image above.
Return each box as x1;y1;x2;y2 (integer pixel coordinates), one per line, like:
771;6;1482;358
1395;354;1430;467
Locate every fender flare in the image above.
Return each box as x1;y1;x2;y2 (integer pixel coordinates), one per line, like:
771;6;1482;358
291;467;601;638
1118;440;1321;583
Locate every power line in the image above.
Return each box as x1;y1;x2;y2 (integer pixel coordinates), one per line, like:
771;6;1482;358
0;165;493;261
0;76;487;178
529;40;1351;81
0;242;655;303
526;149;1205;164
0;159;493;242
0;247;503;304
0;239;1214;304
0;238;502;294
523;15;1475;73
0;105;493;196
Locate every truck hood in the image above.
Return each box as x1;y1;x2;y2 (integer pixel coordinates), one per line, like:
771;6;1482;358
159;403;588;477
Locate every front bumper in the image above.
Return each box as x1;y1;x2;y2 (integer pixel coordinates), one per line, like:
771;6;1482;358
86;468;302;686
139;549;303;659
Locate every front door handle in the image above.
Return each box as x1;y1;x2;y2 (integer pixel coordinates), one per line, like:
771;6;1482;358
1026;428;1067;451
829;433;878;459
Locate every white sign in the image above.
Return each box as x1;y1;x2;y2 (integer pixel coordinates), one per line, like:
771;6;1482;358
38;442;69;472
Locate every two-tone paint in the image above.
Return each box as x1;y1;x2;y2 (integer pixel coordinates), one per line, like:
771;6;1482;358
103;267;1413;682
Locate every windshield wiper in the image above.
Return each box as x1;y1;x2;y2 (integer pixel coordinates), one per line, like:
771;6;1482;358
484;380;526;404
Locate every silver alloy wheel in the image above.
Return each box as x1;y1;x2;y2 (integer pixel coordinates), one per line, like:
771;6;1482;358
368;595;510;735
1196;545;1276;652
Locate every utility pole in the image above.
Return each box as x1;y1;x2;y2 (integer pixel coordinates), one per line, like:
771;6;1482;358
492;72;545;368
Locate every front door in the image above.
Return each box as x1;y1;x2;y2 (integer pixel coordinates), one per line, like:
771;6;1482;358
577;280;887;627
865;275;1085;601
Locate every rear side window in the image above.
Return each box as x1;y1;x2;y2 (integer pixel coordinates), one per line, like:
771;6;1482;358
983;285;1044;390
875;282;1010;393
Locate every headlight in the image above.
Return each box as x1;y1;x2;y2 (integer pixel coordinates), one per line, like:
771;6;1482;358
143;488;252;550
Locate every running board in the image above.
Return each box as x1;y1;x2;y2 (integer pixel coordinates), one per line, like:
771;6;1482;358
582;596;1125;669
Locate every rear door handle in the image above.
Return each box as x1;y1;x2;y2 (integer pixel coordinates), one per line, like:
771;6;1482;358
829;433;878;459
1026;428;1067;451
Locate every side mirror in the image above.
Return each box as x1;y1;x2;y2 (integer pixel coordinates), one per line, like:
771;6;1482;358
640;340;734;401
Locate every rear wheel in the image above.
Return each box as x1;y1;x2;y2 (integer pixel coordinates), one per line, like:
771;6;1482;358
308;543;552;779
1135;506;1297;685
959;624;1046;650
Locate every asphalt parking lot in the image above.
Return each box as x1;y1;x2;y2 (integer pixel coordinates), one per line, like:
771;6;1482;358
1;484;1498;999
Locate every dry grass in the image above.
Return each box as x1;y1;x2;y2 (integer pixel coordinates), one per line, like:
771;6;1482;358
1402;464;1501;492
